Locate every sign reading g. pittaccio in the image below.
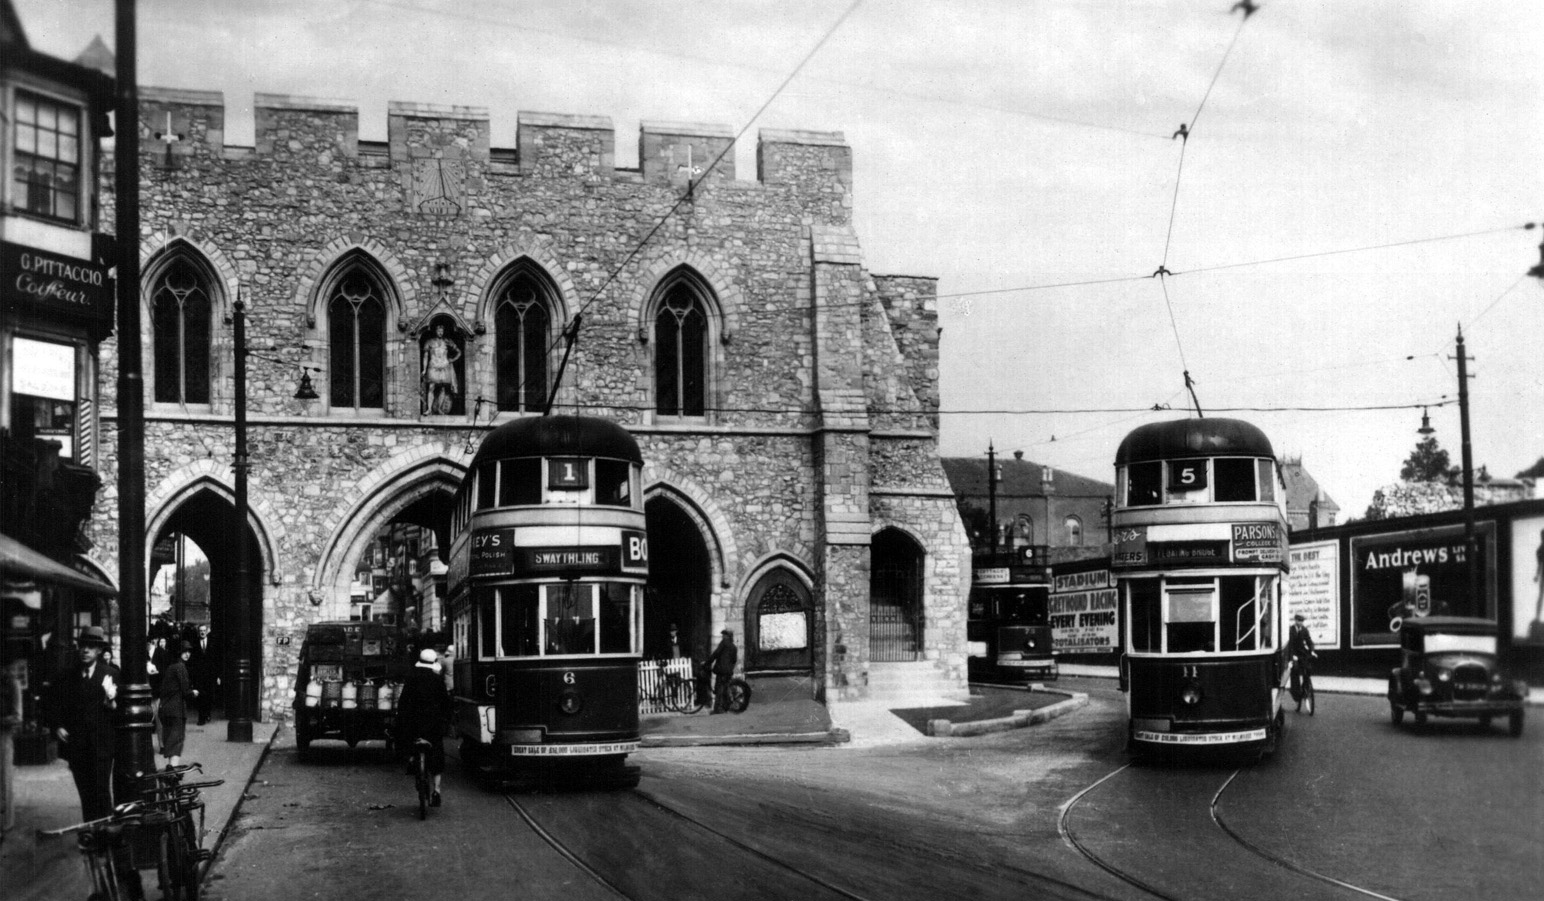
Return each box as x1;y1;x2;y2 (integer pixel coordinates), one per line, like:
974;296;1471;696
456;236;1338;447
1;241;114;330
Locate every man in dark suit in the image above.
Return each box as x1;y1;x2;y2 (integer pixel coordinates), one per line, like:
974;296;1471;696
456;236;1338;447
186;623;219;725
706;629;738;714
44;626;122;821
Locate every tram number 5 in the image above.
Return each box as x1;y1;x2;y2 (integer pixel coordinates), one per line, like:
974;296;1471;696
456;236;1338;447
1168;461;1207;491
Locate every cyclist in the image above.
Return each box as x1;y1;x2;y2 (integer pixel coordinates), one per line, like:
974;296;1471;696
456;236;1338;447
395;649;451;807
1287;613;1316;711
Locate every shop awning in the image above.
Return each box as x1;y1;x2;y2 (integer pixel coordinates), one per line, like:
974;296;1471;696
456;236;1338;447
0;534;116;596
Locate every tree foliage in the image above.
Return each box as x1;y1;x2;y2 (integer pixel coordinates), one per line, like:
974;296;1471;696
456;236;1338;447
1399;436;1452;482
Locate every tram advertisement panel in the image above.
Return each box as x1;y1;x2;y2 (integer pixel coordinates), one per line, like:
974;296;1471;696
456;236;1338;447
1285;540;1340;649
1050;570;1118;653
1350;523;1496;647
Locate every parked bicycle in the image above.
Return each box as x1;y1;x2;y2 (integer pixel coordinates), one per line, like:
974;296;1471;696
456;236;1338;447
696;660;752;714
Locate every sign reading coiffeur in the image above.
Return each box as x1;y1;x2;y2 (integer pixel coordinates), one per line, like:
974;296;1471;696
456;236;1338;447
1;242;114;327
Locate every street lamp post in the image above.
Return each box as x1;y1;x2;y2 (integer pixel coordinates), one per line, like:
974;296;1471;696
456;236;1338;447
228;297;254;743
1453;326;1481;612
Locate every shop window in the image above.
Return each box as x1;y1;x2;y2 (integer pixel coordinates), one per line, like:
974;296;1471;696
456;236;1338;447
12;91;81;222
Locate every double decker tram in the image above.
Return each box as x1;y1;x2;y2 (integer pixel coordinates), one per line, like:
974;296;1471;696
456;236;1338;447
1113;418;1289;759
446;415;648;786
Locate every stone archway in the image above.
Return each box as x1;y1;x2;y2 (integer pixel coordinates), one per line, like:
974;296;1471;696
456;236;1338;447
644;496;714;662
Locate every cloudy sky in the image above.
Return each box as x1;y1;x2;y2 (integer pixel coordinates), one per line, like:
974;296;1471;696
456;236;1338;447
16;0;1544;517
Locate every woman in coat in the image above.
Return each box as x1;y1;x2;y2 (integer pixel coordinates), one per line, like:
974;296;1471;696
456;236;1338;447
157;640;193;768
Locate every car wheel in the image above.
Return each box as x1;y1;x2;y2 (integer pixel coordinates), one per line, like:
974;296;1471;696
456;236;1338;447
1510;709;1525;738
1412;707;1427;726
1390;701;1404;726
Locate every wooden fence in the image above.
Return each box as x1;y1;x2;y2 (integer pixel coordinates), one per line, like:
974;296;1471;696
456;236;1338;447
637;656;696;715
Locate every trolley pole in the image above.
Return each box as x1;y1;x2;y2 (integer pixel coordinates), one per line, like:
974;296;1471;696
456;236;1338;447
1452;326;1480;612
112;0;157;793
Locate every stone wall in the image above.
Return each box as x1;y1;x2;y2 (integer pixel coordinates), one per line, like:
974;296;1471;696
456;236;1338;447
87;90;964;718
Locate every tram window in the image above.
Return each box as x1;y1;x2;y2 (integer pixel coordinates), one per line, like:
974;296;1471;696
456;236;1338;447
598;582;635;653
498;584;539;656
1219;577;1258;651
1257;577;1277;648
1257;460;1276;502
477;590;497;658
1166;585;1215;653
476;462;497;509
1214;458;1257;502
545;583;596;654
596;459;632;507
1126;462;1162;507
1129;580;1161;651
498;458;541;506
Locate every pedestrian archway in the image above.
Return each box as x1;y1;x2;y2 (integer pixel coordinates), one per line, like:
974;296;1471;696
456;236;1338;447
870;527;925;662
644;495;714;662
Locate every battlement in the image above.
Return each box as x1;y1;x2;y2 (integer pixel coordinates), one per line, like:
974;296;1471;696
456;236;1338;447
134;88;850;190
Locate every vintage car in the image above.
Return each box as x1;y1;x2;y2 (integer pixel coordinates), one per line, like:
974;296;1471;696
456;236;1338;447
1388;616;1526;736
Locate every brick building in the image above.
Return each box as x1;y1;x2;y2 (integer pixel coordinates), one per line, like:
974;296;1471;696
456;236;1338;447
85;87;968;720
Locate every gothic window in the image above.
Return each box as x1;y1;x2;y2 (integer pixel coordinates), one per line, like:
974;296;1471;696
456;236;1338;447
327;268;387;411
150;257;212;405
494;273;551;413
654;280;707;417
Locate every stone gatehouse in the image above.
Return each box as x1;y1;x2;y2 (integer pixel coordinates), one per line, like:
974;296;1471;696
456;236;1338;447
86;89;969;720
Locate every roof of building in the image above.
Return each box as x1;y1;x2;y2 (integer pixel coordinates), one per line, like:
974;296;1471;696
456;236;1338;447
941;455;1114;500
1281;460;1339;512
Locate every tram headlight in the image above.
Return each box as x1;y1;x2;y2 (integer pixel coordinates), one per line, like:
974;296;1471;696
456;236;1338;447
1179;682;1203;707
1436;670;1451;683
557;688;583;715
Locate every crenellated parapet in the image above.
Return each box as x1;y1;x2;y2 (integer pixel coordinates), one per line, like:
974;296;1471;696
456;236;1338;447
130;91;850;200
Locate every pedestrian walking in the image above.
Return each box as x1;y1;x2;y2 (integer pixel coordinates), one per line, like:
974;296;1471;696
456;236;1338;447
187;623;218;725
43;626;122;821
157;640;193;768
1;654;24;837
706;629;738;714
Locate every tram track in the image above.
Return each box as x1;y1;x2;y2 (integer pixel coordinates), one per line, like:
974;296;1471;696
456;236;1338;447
1059;763;1411;901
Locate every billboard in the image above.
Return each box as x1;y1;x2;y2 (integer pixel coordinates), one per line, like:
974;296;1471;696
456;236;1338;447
1510;514;1544;645
1049;570;1118;653
1350;523;1496;647
1285;540;1340;649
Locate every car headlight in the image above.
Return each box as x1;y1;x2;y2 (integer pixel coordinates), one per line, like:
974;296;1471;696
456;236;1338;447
1414;677;1433;695
1436;670;1451;682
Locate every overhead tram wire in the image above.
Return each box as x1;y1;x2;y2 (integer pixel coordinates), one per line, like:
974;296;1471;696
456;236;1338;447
1149;2;1261;419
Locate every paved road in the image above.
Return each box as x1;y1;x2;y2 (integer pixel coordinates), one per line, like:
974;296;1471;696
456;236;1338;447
204;679;1541;900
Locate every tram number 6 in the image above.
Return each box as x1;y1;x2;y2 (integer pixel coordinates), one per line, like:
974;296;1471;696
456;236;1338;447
563;671;576;685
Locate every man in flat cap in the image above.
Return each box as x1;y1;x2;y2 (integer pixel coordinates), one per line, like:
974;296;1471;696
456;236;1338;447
706;629;738;714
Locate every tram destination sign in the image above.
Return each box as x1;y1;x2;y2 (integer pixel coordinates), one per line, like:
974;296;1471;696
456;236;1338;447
468;528;624;577
1149;541;1229;564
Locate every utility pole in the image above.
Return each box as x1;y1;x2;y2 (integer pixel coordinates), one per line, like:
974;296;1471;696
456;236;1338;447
987;442;998;558
113;0;156;795
1453;326;1480;611
228;296;254;743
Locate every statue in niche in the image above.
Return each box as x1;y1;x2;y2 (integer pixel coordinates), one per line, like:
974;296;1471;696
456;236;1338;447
420;322;463;415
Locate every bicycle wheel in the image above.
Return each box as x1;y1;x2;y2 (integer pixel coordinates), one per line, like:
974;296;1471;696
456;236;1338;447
726;678;751;713
672;676;704;714
1302;674;1315;716
416;751;430;820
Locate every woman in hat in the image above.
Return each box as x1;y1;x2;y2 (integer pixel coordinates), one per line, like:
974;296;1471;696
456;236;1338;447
395;649;451;807
156;639;193;768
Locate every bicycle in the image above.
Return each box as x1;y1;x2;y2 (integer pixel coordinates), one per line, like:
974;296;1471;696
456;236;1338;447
410;737;434;820
699;662;752;714
142;765;225;901
45;801;173;901
642;660;702;714
1289;652;1317;716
